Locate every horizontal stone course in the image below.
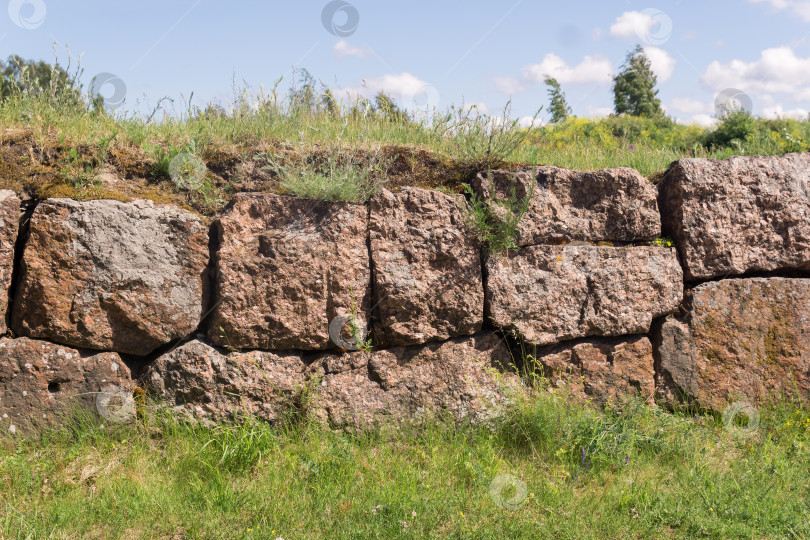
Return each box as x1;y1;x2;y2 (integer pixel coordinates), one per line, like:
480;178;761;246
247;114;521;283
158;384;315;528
11;198;209;356
486;245;683;346
369;187;483;347
659;154;810;280
143;333;519;429
0;337;133;431
471;166;661;245
532;335;655;405
208;193;372;351
656;277;810;410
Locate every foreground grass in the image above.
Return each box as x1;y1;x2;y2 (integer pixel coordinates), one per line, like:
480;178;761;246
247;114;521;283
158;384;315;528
1;390;808;539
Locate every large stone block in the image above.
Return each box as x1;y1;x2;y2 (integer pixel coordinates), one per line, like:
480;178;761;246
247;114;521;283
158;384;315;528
532;336;655;405
486;245;683;346
142;340;310;424
0;190;20;334
0;337;133;432
143;334;520;429
656;278;810;410
11;199;209;356
207;193;371;351
471;166;660;246
658;154;810;280
369;187;483;346
316;333;519;428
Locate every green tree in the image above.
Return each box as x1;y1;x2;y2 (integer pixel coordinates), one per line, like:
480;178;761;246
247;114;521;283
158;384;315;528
289;68;319;114
373;91;409;123
612;45;663;117
543;75;571;123
0;54;79;102
703;105;756;149
320;88;339;116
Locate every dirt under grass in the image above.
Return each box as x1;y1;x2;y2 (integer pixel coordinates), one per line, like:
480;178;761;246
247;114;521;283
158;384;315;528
0;127;495;220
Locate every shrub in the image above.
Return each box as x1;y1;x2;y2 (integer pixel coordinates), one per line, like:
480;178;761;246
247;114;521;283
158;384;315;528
704;108;756;149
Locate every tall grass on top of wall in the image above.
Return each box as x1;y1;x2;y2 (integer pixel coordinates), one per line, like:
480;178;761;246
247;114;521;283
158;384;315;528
2;57;810;185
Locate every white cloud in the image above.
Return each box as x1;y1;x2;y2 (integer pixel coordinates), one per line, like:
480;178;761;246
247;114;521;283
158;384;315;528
669;97;714;115
793;88;810;101
610;11;656;40
492;76;526;94
702;46;810;99
332;40;371;59
463;101;490;114
364;72;428;97
762;103;810;119
687;114;718;127
674;114;717;127
519;116;542;128
586;106;613;118
345;73;440;111
521;53;613;84
750;0;810;21
644;46;676;82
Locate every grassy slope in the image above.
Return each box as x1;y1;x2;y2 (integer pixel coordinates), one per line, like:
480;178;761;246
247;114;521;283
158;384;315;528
2;92;810;538
1;390;808;539
2;91;809;219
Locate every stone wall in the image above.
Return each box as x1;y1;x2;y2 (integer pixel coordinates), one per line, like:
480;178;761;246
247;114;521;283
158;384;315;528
1;153;809;432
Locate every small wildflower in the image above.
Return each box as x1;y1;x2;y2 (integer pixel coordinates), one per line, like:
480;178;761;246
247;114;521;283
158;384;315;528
556;256;563;262
529;493;534;498
411;511;417;517
460;511;464;517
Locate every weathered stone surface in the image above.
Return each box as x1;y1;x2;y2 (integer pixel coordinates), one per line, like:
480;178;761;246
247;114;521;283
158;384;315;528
487;245;683;345
11;199;209;356
369;187;483;346
0;337;133;432
0;191;20;334
659;154;810;280
143;334;520;429
316;333;520;428
142;340;311;424
656;278;810;410
534;336;655;405
208;193;371;351
471;166;660;245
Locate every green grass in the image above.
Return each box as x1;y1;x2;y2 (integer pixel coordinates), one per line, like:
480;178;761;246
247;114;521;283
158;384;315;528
263;143;392;203
2;390;808;539
3;78;809;189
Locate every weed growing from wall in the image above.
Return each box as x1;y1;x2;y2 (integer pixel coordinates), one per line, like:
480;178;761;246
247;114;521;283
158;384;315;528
463;170;534;256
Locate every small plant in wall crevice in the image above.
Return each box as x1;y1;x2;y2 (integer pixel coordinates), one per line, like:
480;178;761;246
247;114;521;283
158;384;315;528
463;169;535;256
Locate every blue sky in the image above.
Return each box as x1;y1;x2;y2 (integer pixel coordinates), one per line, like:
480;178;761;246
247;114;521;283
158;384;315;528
2;0;809;125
